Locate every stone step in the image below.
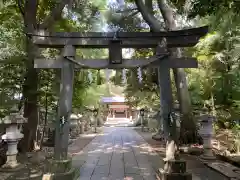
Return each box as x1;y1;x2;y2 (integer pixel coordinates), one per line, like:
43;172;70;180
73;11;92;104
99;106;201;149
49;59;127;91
206;161;240;179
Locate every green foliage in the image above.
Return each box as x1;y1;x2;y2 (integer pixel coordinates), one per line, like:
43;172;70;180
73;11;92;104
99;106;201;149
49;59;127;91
106;0;240;134
1;0;240;137
185;2;240;130
0;0;108;119
171;0;240;19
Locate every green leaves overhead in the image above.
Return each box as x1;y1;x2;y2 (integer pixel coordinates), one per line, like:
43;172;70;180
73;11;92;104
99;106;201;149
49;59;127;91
104;0;240;130
0;0;109;117
1;0;240;132
170;0;240;19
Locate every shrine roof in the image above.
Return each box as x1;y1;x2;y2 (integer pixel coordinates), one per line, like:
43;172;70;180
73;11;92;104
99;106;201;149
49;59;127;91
101;96;125;103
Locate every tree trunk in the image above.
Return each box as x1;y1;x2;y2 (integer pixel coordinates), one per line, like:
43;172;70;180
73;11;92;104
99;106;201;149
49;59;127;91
135;0;177;161
134;0;197;144
40;88;49;150
18;0;71;152
21;40;39;152
156;0;197;144
19;0;39;152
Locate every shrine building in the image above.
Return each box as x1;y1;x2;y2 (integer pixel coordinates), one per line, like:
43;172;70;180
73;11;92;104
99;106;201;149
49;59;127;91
101;96;133;119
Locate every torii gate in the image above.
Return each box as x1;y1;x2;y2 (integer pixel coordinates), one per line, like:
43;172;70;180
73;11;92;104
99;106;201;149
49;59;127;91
30;26;208;160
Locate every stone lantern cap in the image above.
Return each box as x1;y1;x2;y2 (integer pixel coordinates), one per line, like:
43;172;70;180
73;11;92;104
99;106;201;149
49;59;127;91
70;113;84;127
70;113;79;120
2;129;24;141
0;105;27;125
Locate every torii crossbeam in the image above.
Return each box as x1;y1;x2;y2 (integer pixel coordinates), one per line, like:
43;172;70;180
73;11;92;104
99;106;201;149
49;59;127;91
31;26;208;48
34;56;198;69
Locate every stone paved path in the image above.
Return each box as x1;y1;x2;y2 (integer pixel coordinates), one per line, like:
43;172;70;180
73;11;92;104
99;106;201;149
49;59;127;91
73;127;156;180
104;118;134;127
72;127;229;180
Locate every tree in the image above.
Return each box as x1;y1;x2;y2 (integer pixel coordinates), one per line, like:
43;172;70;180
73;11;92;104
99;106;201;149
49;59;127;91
127;0;196;144
105;0;197;144
19;0;74;152
0;1;25;117
0;0;107;152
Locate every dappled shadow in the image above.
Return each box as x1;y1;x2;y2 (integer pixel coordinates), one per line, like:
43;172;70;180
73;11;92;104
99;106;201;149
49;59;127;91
68;132;108;155
72;127;160;180
135;128;232;180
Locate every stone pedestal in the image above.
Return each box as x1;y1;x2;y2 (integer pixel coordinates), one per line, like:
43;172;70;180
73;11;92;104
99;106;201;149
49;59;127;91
0;106;27;172
141;116;144;132
152;131;164;141
94;117;97;133
157;160;192;180
92;108;98;133
152;114;165;141
79;122;84;134
43;157;79;180
85;120;90;131
199;115;216;160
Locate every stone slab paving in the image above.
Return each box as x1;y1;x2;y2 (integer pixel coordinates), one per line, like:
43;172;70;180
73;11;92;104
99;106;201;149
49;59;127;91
73;127;232;180
73;127;156;180
206;162;240;179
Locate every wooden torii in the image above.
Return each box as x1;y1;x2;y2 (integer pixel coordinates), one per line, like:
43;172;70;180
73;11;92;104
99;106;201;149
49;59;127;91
31;26;208;160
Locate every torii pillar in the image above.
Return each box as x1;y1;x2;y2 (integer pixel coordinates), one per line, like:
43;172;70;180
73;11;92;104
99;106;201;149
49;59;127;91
38;45;79;180
54;45;75;160
156;39;194;180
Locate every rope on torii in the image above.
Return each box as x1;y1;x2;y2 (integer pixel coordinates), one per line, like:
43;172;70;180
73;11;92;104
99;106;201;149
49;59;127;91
105;69;111;82
137;67;143;84
122;68;127;84
88;70;93;83
62;31;170;86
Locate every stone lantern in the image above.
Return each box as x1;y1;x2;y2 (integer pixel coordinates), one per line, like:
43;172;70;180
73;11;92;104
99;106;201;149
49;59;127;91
92;108;98;133
199;114;216;160
77;114;85;134
0;105;27;171
140;108;144;132
69;113;79;138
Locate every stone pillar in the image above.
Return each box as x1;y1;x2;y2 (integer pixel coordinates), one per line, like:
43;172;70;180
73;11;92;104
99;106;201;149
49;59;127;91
47;45;79;180
0;106;27;171
157;160;191;180
129;107;132;121
140;109;144;132
157;40;173;142
94;117;97;133
141;116;144;132
199;114;216;160
93;109;98;133
156;39;191;179
147;113;150;131
84;119;90;132
80;121;84;134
